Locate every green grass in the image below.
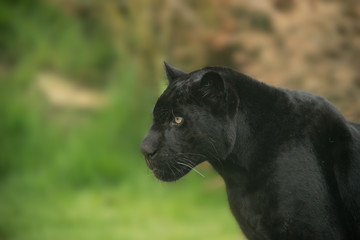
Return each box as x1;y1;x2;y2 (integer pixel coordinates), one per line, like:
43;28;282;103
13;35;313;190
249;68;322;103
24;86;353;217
0;169;243;240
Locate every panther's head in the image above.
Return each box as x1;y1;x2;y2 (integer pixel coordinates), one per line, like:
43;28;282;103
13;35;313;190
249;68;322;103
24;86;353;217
140;63;238;182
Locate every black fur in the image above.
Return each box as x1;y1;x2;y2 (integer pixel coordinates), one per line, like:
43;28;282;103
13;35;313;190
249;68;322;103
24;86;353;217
140;63;360;240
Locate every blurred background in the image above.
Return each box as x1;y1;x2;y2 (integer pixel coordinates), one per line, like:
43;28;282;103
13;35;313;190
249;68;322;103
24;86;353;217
0;0;359;239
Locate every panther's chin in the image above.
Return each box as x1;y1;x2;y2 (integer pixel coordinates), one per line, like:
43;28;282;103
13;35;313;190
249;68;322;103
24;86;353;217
152;167;191;182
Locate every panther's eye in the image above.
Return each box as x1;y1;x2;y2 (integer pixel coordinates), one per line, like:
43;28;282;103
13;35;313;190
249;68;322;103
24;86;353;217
174;116;184;125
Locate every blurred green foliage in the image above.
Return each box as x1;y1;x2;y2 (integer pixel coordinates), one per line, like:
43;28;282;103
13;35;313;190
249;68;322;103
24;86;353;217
0;0;132;181
0;0;240;239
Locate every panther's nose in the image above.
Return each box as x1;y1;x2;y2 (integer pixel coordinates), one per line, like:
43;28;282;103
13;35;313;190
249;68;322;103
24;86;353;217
140;132;158;160
140;141;157;159
140;128;160;161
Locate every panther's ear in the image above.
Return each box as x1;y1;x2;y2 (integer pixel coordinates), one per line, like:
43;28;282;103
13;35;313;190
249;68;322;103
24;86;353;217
164;62;186;84
199;71;225;100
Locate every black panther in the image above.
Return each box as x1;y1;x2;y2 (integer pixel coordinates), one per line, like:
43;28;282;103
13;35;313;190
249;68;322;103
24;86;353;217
140;62;360;240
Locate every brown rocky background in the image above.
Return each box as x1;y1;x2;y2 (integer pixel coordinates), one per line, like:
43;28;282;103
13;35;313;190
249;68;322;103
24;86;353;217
165;0;360;121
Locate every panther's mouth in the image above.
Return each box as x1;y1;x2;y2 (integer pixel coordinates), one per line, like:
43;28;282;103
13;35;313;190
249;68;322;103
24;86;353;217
144;154;204;182
145;158;154;170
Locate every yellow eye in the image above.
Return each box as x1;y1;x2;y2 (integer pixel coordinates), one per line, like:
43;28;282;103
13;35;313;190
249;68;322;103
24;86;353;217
174;117;184;125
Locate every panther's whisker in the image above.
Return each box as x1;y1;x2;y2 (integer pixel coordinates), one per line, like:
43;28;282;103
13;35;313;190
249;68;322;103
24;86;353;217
177;162;205;178
207;137;224;170
166;160;176;178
